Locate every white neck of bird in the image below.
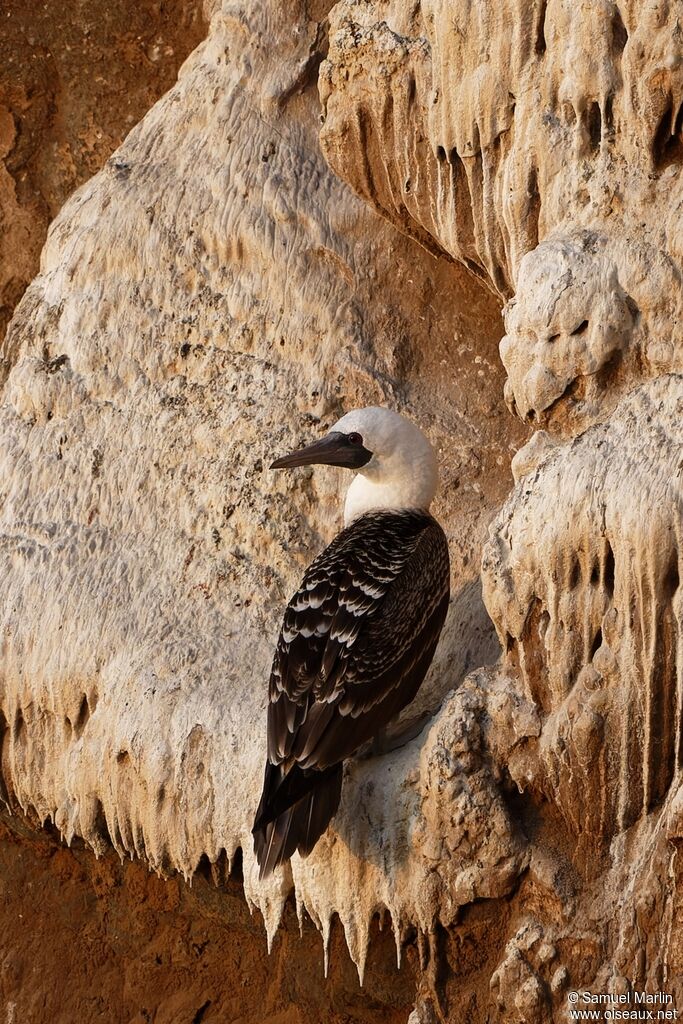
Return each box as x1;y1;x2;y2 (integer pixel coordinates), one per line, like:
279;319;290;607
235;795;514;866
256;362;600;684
343;449;439;525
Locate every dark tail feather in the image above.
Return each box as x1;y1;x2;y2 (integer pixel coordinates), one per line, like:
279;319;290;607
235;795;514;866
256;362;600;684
253;761;343;879
296;766;343;857
253;759;340;833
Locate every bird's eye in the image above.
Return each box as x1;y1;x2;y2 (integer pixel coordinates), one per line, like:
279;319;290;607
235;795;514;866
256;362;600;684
347;432;363;446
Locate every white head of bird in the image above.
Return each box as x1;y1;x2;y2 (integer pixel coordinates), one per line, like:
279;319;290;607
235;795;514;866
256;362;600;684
270;407;439;525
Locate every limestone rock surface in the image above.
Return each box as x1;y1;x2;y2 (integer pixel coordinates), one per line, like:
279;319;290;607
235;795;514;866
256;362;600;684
0;0;206;345
0;0;522;1016
2;0;683;1021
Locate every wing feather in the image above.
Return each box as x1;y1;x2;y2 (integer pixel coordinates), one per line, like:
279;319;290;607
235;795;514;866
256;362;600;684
266;510;450;772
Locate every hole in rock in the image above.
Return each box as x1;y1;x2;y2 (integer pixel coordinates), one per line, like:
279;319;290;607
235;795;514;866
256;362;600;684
429;921;451;995
407;75;416;105
13;709;25;742
449;146;468;182
623;297;640;333
231;845;244;883
195;854;213;883
590;628;603;658
492;262;510;295
74;694;90;737
526;166;541;249
157;842;173;877
192;1000;211;1024
436;145;447;162
541;374;583;421
571;319;589;336
134;823;147;859
595;351;624;397
663;554;680;601
569;556;581;590
535;0;548;54
605;544;615;597
93;798;113;847
587;102;602;151
653;97;683;169
590;560;600;585
401;923;418;951
611;7;628;53
370;909;384;937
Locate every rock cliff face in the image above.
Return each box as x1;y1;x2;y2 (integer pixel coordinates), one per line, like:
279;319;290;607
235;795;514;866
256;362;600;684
0;0;207;345
1;0;682;1021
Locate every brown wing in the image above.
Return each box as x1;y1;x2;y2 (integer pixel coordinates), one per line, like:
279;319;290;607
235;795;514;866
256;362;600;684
267;510;450;772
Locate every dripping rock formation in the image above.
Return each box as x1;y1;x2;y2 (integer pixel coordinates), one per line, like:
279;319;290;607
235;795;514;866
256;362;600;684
1;0;682;1021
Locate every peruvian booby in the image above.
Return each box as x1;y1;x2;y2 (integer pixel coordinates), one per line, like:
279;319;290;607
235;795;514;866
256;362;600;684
252;407;450;878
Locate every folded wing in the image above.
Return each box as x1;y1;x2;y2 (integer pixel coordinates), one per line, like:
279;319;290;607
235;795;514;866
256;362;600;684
253;509;450;877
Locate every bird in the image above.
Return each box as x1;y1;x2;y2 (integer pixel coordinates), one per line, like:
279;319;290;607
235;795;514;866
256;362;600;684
252;407;450;879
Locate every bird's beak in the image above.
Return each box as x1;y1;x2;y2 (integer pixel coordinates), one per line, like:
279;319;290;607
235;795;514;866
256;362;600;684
270;431;372;470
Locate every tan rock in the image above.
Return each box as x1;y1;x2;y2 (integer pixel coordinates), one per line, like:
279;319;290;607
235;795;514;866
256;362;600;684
0;0;207;345
0;0;520;1002
2;0;683;1018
